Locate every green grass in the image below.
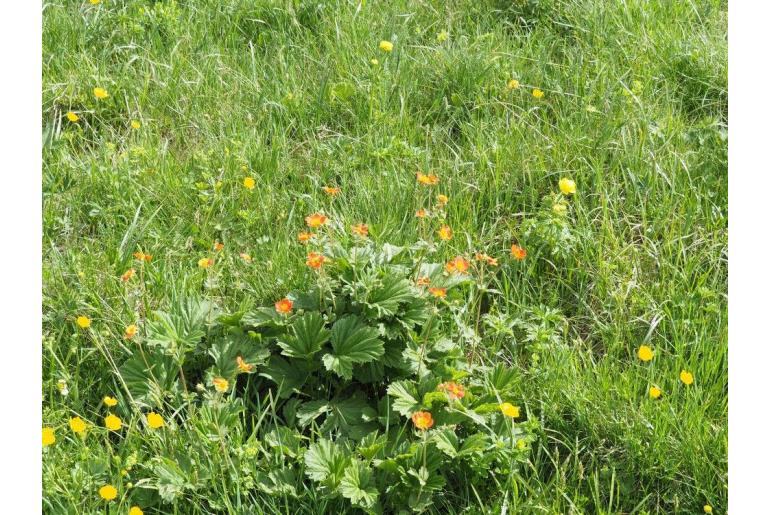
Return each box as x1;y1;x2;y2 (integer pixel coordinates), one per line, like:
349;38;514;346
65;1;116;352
42;0;727;513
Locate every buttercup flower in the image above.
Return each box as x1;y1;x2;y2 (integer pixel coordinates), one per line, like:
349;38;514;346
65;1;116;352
532;88;544;99
121;268;135;282
437;194;449;205
703;506;712;514
76;316;91;329
42;427;55;446
213;377;229;393
351;223;369;238
499;402;520;418
507;79;520;90
559;178;577;195
243;177;256;190
298;232;315;243
411;411;434;430
438;225;453;241
306;252;328;270
379;40;394;52
129;507;144;515
275;298;293;314
124;324;138;340
415;209;427;218
131;120;141;129
415;276;431;287
236;356;254;373
93;87;109;99
104;414;122;431
66;111;79;122
99;484;118;501
322;186;340;196
90;0;101;4
103;396;118;407
305;213;328;228
649;386;662;399
438;381;465;400
680;370;694;386
146;412;164;429
416;172;439;186
428;287;447;298
198;257;214;268
637;345;654;362
510;244;527;260
69;417;87;434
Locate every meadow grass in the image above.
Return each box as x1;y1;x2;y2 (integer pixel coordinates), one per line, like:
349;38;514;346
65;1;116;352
42;0;727;512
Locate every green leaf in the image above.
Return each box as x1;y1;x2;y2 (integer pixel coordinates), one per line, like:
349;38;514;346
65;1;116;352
297;400;330;427
146;298;213;360
264;427;303;458
259;356;312;398
304;439;351;490
323;316;383;379
458;433;489;457
387;381;421;416
432;427;459;458
339;461;379;509
365;274;414;318
277;312;330;359
119;349;178;408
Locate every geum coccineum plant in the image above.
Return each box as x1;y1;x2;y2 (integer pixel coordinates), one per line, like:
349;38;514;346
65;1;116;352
120;239;535;513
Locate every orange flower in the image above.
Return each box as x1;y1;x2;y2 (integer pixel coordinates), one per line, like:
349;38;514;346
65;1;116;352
351;223;369;238
236;356;254;373
239;252;252;262
437;194;449;205
297;232;316;243
415;209;427;219
124;324;138;340
322;186;341;196
133;251;152;262
275;297;293;314
305;213;328;229
438;225;453;241
445;256;470;274
411;411;434;430
438;381;465;400
510;244;527;260
306;252;328;270
416;172;439;186
214;241;224;252
212;377;229;393
474;253;498;266
428;287;447;298
120;268;136;282
415;276;431;287
198;257;214;268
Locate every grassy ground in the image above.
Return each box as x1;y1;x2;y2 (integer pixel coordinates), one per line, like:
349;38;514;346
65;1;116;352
42;0;727;513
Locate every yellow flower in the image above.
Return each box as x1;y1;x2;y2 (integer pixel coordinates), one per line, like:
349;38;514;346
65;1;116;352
198;257;214;268
437;194;449;205
99;484;118;501
416;171;439;185
69;417;87;434
559;178;576;195
516;439;526;450
124;324;138;340
680;370;694;386
499;403;520;418
532;88;544;99
129;507;144;515
93;87;109;99
703;505;713;514
103;396;118;407
76;316;91;329
649;386;662;399
507;79;520;90
146;412;164;429
237;355;254;373
90;0;101;4
243;177;256;190
131;120;141;129
66;111;79;122
42;427;56;446
437;30;449;42
213;377;229;393
104;414;122;431
379;40;394;53
438;225;453;241
637;345;654;362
